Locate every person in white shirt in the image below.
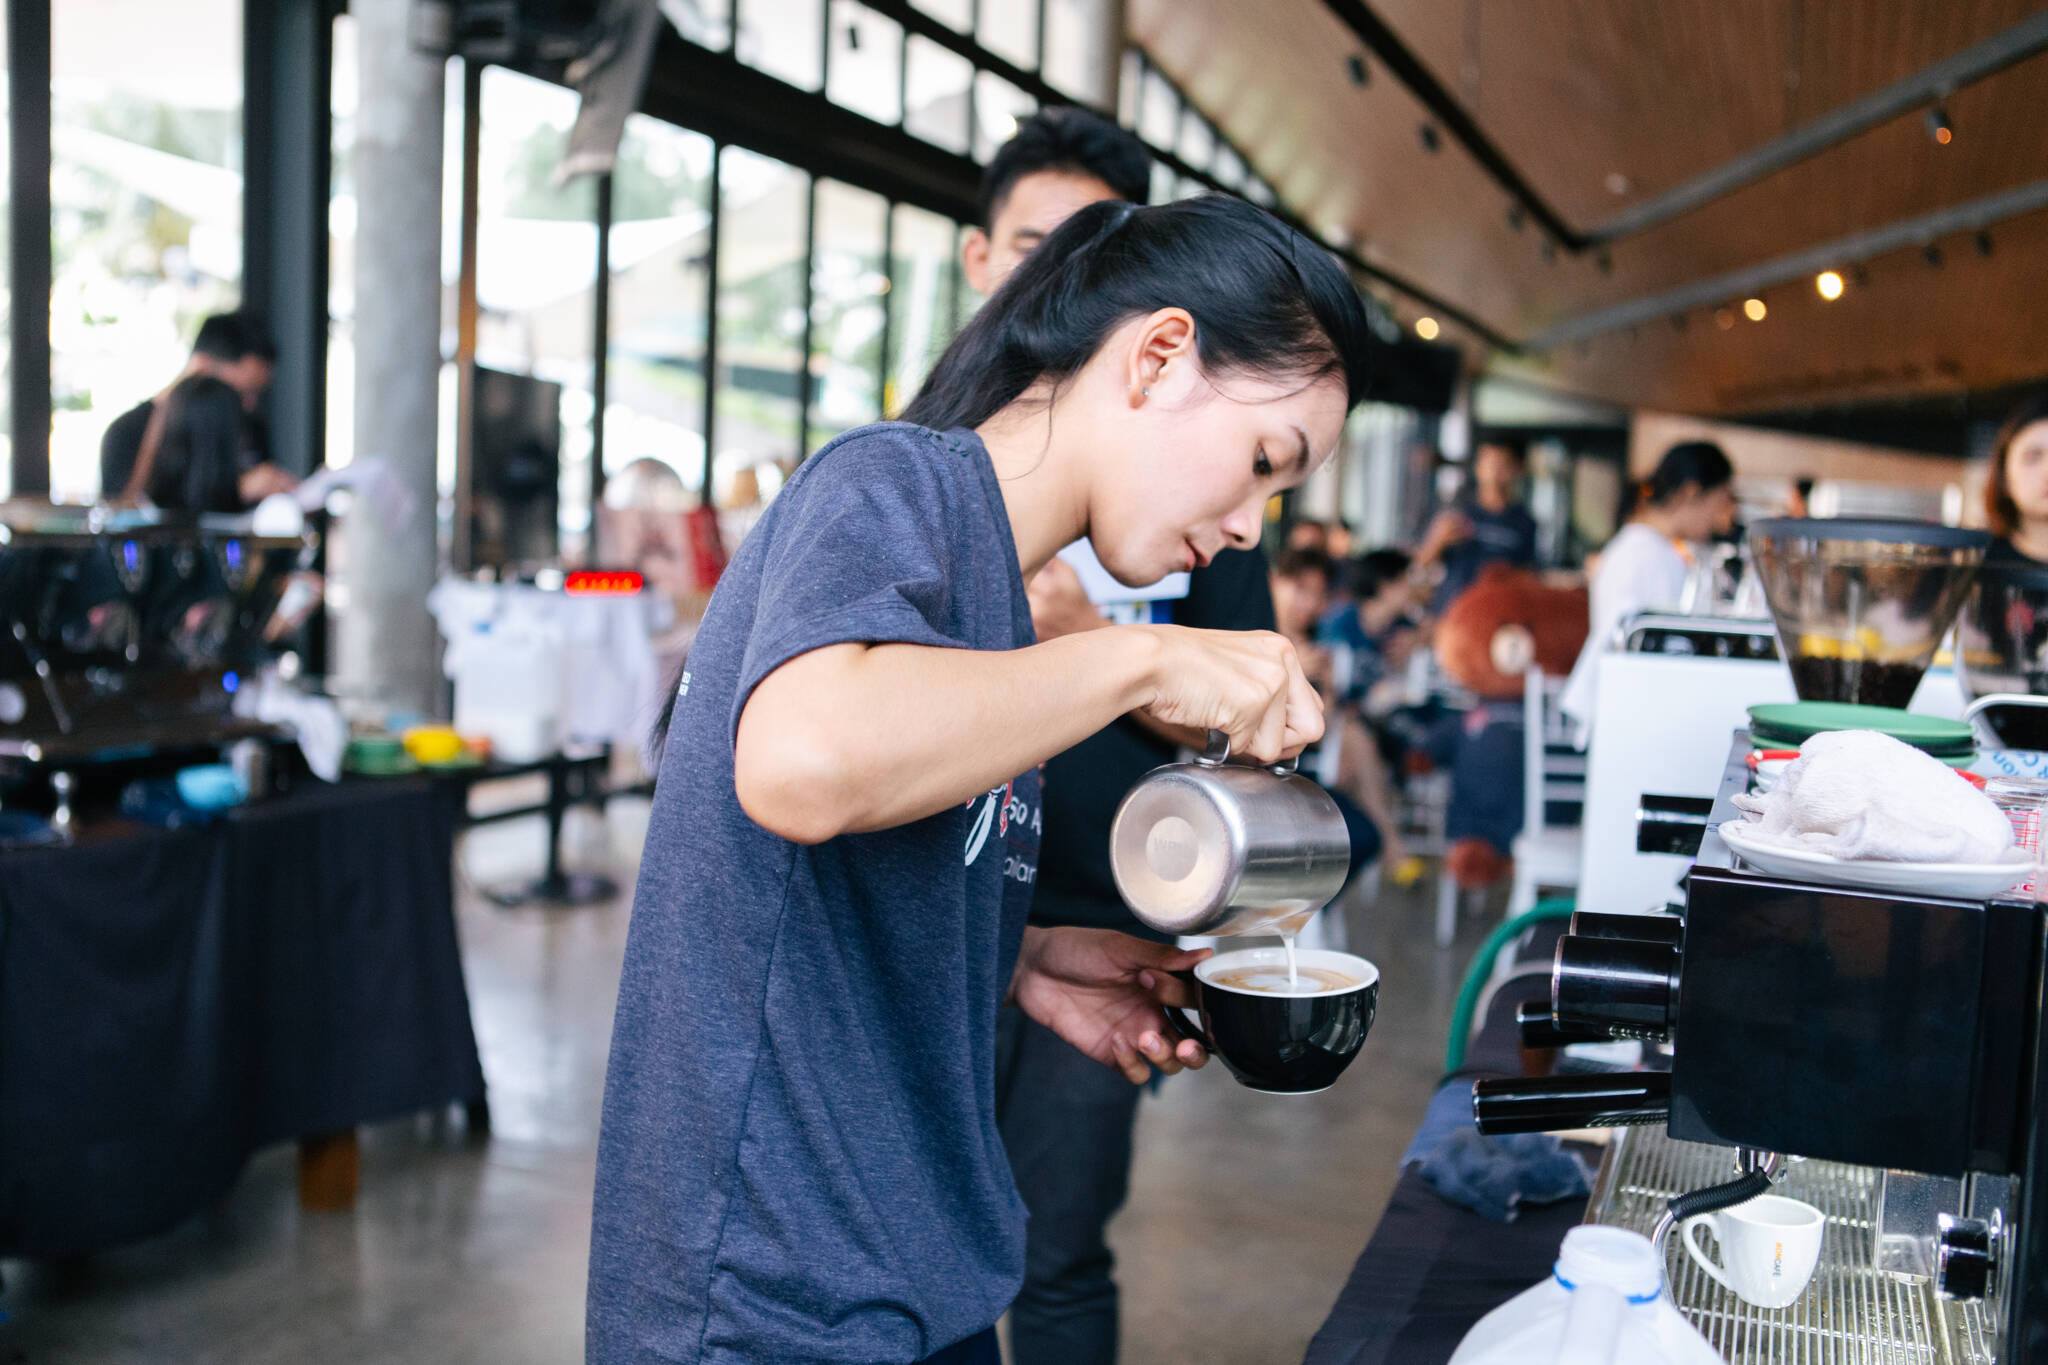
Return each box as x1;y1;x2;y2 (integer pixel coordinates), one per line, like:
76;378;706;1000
1560;441;1737;736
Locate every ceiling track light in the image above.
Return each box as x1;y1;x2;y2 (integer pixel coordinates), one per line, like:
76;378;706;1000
1976;231;1994;258
1540;238;1557;264
1418;122;1441;153
1596;250;1613;275
1924;243;1945;268
1926;104;1954;145
1346;53;1369;87
1506;203;1525;232
1850;264;1871;288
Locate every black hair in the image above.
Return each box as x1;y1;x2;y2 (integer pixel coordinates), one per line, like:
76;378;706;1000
148;376;248;513
1348;547;1412;600
977;106;1151;230
904;195;1374;432
1476;436;1528;464
191;311;277;364
1641;440;1734;508
1272;546;1334;584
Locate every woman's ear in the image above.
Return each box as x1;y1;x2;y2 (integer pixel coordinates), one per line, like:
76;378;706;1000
1125;308;1198;405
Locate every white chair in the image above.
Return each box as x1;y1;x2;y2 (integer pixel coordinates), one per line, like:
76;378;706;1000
1509;668;1586;919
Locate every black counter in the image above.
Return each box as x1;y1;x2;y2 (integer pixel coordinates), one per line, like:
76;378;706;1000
1305;968;1586;1365
0;777;486;1256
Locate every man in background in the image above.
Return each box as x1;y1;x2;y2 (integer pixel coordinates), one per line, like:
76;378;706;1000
960;106;1150;295
965;108;1269;1365
100;310;297;506
1416;437;1536;608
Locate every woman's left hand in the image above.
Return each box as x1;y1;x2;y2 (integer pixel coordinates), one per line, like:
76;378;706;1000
1011;927;1211;1083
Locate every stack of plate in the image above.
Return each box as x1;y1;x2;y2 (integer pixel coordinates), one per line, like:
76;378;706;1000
1747;701;1976;768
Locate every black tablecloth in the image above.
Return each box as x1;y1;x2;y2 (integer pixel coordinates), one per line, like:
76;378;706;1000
0;778;486;1256
1306;962;1582;1365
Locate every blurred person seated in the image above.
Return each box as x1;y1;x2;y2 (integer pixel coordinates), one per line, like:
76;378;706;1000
1271;547;1418;879
1424;568;1589;890
1984;392;2048;564
102;310;297;507
1414;438;1536;609
1285;517;1332;554
1320;548;1424;708
1560;441;1737;738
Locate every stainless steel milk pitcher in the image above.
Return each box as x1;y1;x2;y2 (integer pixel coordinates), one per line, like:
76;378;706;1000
1109;731;1351;938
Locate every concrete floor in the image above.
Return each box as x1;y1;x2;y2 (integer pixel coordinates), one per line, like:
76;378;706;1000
0;802;1499;1365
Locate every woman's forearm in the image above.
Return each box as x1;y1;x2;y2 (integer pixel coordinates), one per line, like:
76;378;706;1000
734;628;1162;843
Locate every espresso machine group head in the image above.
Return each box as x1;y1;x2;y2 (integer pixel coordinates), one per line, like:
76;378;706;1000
0;503;306;770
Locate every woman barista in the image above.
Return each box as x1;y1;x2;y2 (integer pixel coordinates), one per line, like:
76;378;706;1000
586;195;1373;1365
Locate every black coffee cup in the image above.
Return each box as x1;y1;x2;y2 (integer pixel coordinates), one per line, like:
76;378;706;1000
1166;947;1380;1094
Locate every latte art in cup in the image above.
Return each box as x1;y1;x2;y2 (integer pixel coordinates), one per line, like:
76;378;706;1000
1208;964;1360;995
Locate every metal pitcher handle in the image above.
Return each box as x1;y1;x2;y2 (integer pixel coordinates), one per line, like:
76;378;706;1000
1199;728;1299;777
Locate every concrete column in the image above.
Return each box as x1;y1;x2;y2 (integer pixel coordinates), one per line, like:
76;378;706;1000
338;0;446;716
1088;0;1127;117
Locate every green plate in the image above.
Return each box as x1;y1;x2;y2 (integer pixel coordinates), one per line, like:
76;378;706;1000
1747;701;1976;755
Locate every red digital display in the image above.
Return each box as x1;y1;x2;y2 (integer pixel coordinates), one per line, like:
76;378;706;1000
565;570;645;596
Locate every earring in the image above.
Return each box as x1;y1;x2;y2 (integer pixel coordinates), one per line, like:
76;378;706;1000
1141;387;1151;397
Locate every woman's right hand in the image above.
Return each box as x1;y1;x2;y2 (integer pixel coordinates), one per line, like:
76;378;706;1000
1129;625;1324;763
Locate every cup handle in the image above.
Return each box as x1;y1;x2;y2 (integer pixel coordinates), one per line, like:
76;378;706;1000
1198;728;1299;777
1682;1214;1738;1296
1161;970;1214;1052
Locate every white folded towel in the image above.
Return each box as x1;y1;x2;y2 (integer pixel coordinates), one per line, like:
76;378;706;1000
1730;728;2017;864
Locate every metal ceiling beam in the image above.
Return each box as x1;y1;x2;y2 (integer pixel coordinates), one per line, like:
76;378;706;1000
1582;9;2048;245
1527;176;2048;349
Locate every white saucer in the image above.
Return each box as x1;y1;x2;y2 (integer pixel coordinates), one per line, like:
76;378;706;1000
1718;820;2031;900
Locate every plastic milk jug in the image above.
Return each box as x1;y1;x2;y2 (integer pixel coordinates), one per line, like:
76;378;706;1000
1448;1226;1725;1365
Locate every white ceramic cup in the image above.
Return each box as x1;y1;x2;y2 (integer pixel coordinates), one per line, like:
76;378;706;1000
1681;1194;1825;1309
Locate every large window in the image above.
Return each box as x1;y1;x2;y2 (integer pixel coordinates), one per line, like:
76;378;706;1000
472;67;599;555
604;115;715;494
49;0;244;503
713;148;809;527
809;181;889;443
885;203;958;416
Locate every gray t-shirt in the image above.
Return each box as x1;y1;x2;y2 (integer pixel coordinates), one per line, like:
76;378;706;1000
587;422;1042;1364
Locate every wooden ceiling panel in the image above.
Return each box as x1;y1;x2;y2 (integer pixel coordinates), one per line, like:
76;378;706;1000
1495;204;2048;415
1127;0;2048;415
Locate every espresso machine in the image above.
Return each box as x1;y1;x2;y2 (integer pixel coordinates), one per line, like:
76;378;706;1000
0;502;307;817
1472;521;2047;1362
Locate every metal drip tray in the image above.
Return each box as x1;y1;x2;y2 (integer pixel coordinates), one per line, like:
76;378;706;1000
1585;1127;1996;1363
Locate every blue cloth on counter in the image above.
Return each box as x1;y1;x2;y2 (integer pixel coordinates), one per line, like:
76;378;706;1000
1402;1080;1590;1223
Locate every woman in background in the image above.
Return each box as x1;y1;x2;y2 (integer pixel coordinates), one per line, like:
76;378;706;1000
1985;392;2048;564
1560;440;1737;736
